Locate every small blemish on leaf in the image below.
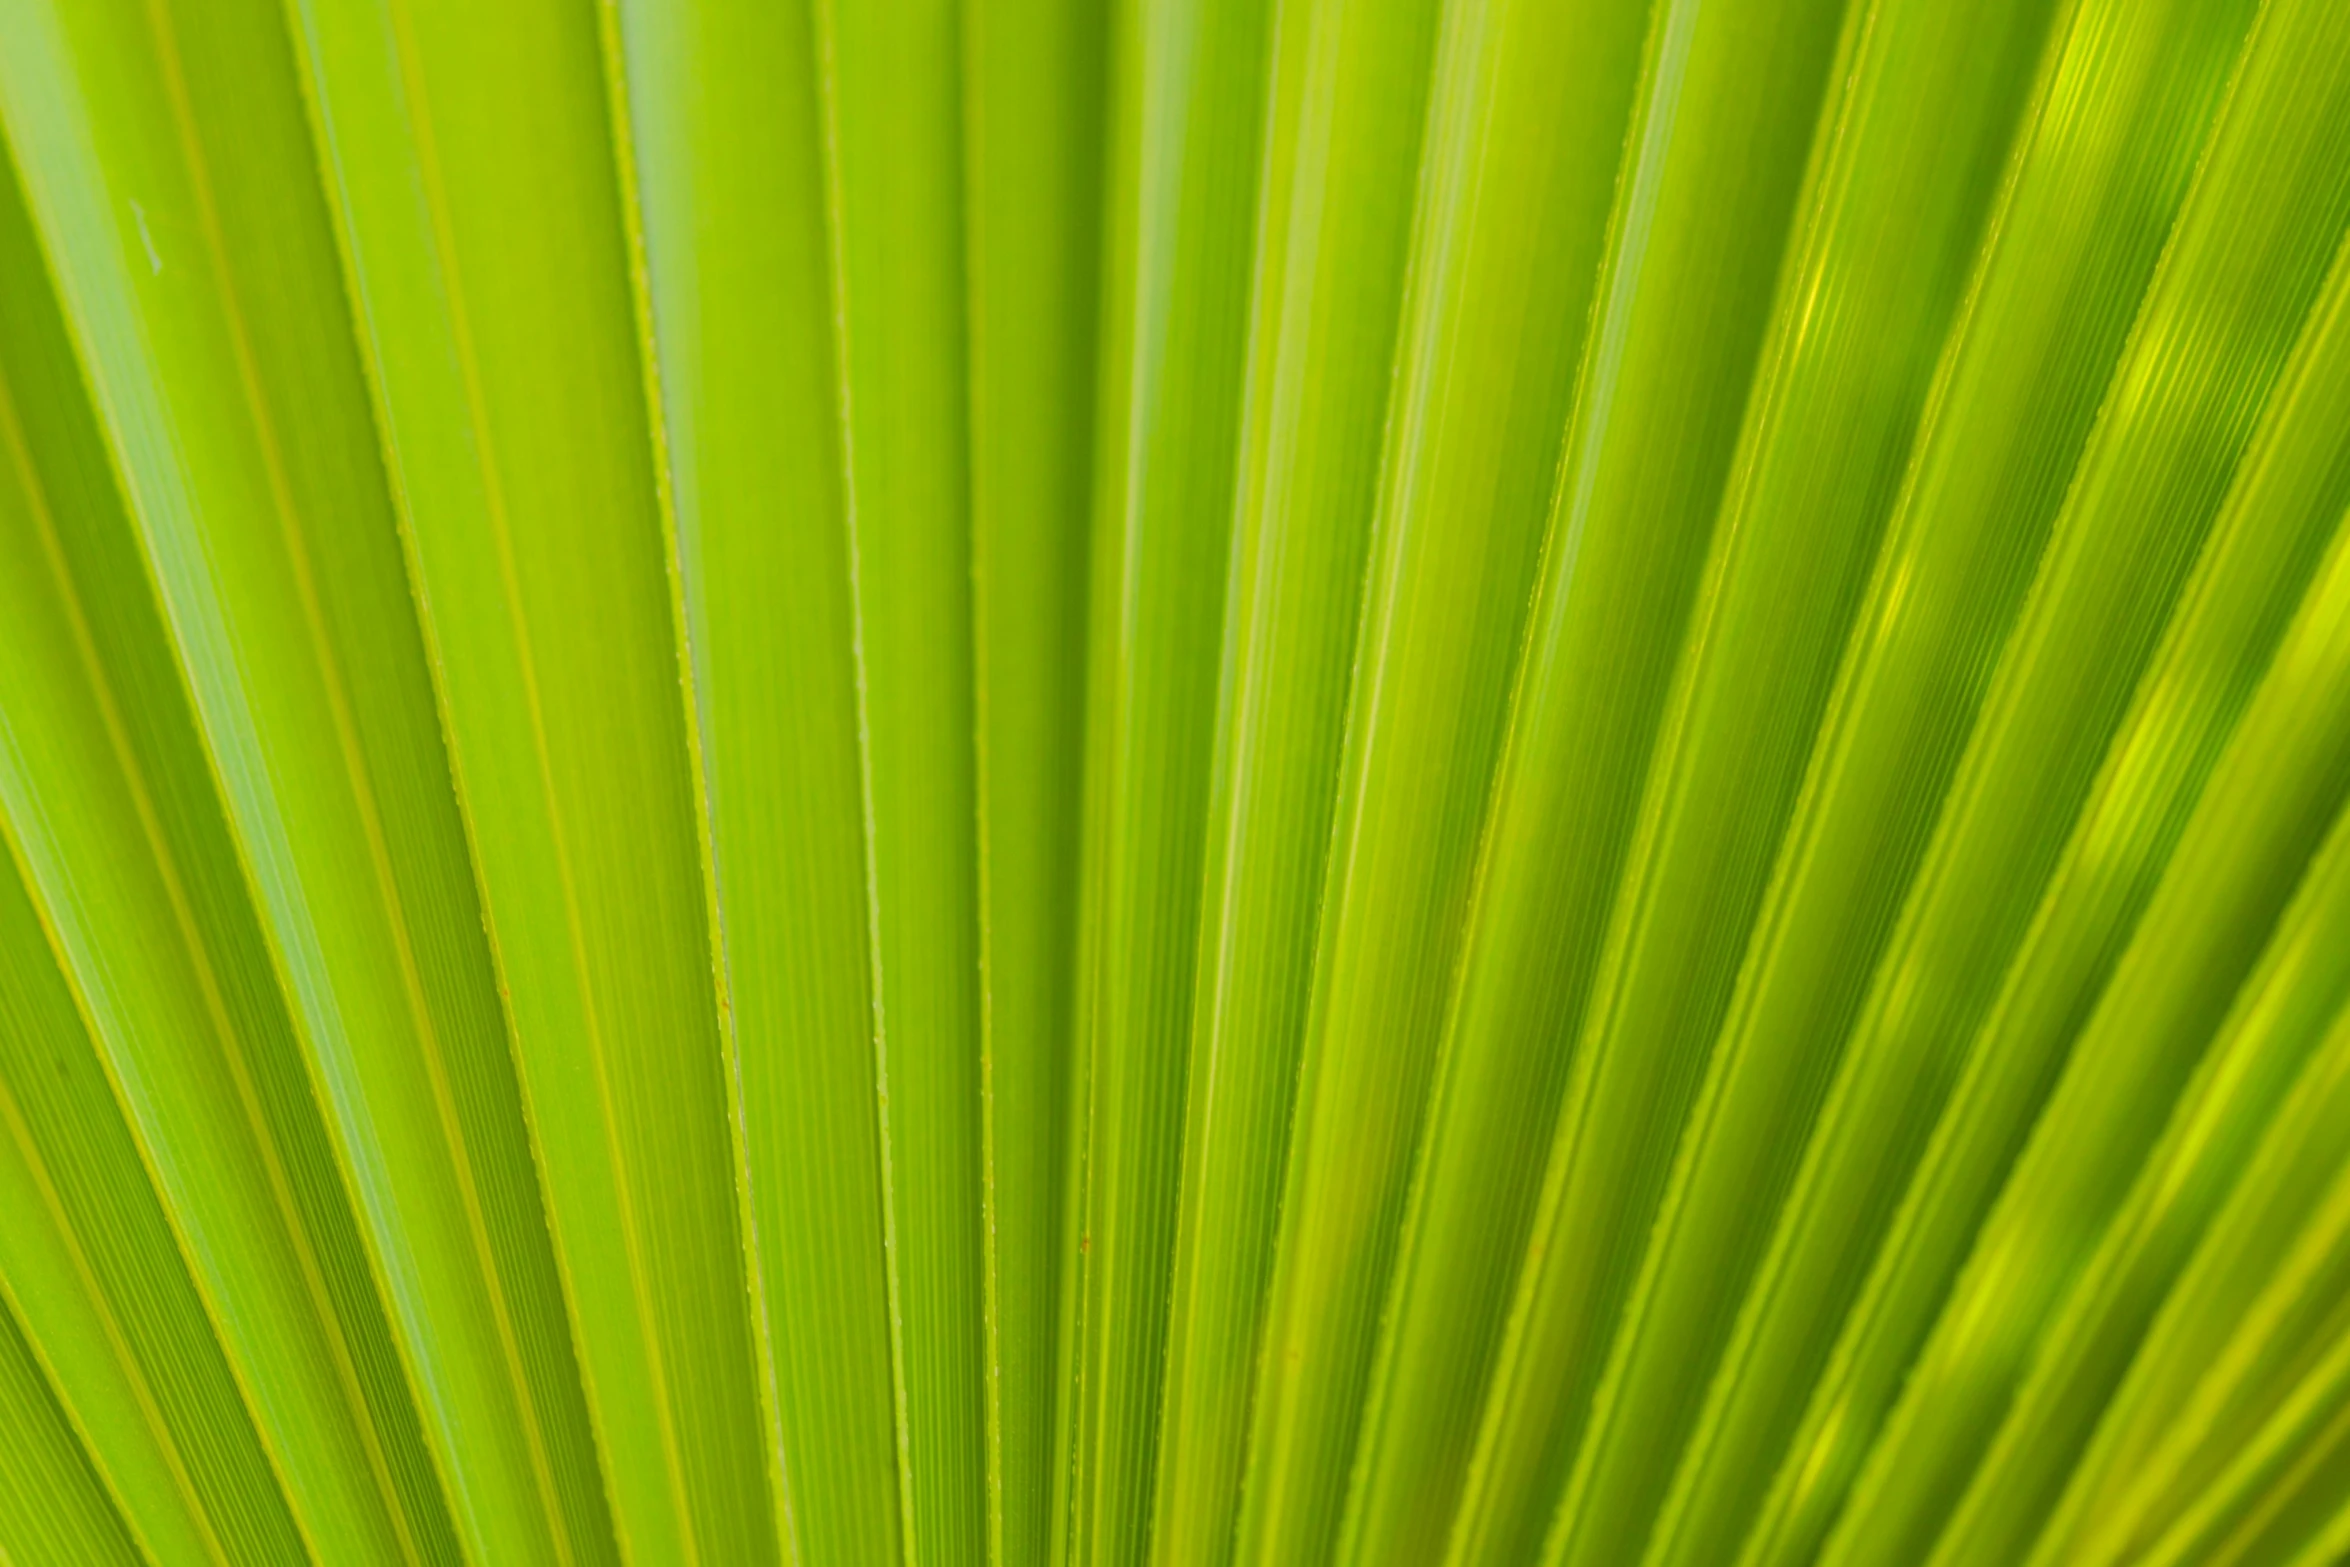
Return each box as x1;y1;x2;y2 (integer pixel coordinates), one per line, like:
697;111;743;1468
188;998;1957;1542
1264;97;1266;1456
130;200;161;275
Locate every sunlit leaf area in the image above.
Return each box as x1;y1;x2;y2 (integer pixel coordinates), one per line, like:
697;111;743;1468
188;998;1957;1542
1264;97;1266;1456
4;0;2350;1561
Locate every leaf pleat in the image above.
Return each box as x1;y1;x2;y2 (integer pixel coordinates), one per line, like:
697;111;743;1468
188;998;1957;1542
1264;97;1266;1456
1227;0;1655;1559
0;1283;144;1567
1627;0;2276;1556
0;11;479;1553
1924;224;2350;1567
279;0;777;1556
1144;0;1441;1558
961;3;1106;1562
1055;0;1276;1559
608;0;891;1560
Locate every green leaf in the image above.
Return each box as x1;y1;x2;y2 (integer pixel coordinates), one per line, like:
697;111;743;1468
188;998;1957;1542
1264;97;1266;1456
1230;0;1655;1557
5;1;2350;1563
283;0;773;1556
1053;1;1276;1561
0;1289;143;1567
1410;0;2061;1558
0;8;477;1555
1146;0;1441;1558
1927;221;2350;1567
962;4;1106;1561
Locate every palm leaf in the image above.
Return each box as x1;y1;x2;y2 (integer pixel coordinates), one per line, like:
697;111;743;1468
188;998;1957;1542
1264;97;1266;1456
2;0;2349;1563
